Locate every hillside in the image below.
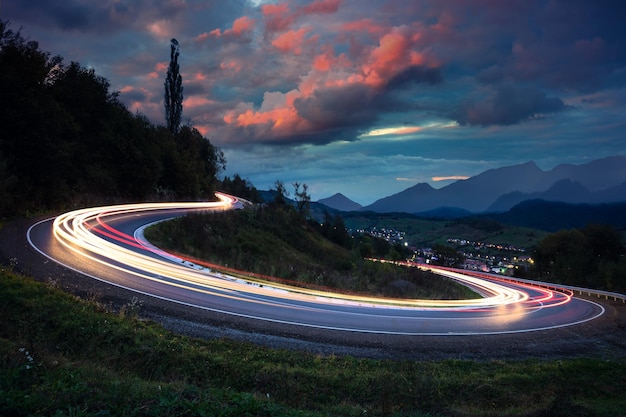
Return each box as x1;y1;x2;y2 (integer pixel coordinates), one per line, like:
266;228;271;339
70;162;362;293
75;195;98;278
483;199;626;232
2;268;625;417
0;21;224;219
143;205;478;300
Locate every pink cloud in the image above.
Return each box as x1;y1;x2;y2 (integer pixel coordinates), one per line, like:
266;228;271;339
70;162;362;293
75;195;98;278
146;19;174;39
231;16;255;35
362;26;432;87
197;16;255;40
194;32;210;42
223;89;314;140
271;27;310;54
313;53;332;71
184;96;212;108
301;0;341;14
262;2;294;33
340;19;385;37
220;59;243;73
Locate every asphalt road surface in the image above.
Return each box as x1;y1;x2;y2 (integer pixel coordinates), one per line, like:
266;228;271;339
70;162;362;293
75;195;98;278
25;195;605;336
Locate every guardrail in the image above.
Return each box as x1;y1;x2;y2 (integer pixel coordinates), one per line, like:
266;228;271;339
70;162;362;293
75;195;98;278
490;274;626;303
401;261;626;303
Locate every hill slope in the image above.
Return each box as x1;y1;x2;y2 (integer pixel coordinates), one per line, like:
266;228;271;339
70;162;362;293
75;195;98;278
483;199;626;232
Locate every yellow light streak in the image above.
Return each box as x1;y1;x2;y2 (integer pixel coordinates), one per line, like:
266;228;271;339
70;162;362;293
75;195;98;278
50;193;566;313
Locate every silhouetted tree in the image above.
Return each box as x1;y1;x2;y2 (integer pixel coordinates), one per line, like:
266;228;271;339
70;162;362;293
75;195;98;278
164;38;183;134
221;174;261;203
293;182;311;219
432;244;465;267
272;180;289;206
532;224;625;290
0;22;229;218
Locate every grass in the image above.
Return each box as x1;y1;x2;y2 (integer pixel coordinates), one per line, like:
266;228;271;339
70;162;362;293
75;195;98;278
143;209;480;300
1;267;625;417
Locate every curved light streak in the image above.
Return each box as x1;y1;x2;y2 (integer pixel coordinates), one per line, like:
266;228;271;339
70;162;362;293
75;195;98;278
27;193;604;335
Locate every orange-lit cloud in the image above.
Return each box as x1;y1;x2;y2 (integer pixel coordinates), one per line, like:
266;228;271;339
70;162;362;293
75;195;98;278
195;32;210;42
432;176;470;181
272;27;310;54
262;2;294;33
313;53;332;71
302;0;341;14
341;19;385;36
231;16;255;35
223;89;314;139
363;126;422;137
146;19;174;39
220;59;243;73
363;26;429;87
184;96;213;108
208;16;256;38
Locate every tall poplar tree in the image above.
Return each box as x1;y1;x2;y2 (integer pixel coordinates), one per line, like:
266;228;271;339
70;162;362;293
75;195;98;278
164;38;183;134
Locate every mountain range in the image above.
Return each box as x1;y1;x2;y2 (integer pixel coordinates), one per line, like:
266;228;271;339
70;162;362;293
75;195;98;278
316;156;626;214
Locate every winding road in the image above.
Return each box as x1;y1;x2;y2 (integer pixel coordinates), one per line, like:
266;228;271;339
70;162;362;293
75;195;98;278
26;193;605;336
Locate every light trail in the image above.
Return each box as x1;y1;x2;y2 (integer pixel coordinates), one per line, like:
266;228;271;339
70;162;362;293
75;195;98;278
27;193;604;335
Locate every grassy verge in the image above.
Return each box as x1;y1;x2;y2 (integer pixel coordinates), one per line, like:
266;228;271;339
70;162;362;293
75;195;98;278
143;209;479;300
1;268;625;417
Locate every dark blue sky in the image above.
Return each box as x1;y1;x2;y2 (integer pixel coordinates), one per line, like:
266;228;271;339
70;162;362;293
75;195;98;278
4;0;626;204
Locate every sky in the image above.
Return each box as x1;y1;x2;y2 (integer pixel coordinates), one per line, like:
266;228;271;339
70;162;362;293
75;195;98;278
3;0;626;205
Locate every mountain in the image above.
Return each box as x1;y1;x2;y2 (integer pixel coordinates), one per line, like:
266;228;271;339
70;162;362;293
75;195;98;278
546;156;626;191
317;193;362;211
483;200;626;232
487;179;626;212
362;156;626;214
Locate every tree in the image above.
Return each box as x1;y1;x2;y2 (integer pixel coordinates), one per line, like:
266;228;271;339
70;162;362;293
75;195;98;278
432;244;465;268
293;182;311;219
164;38;183;134
272;180;289;206
533;229;591;286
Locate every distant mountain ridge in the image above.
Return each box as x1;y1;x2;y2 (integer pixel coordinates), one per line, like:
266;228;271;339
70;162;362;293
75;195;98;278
361;156;626;214
487;179;626;212
317;193;362;211
483;200;626;232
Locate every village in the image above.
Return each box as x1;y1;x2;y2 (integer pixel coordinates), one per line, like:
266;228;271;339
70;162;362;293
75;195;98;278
356;226;533;276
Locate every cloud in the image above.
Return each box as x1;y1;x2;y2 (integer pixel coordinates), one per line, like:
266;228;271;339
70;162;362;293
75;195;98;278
452;85;568;126
432;175;469;182
262;2;295;33
386;65;443;90
42;2;625;206
200;15;256;40
301;0;342;15
271;27;311;54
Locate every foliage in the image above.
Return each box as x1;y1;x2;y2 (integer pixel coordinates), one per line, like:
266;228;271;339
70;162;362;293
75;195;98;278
0;21;224;219
431;243;465;267
1;269;625;417
486;199;626;232
145;201;478;299
164;38;183;134
219;174;262;203
531;223;626;292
